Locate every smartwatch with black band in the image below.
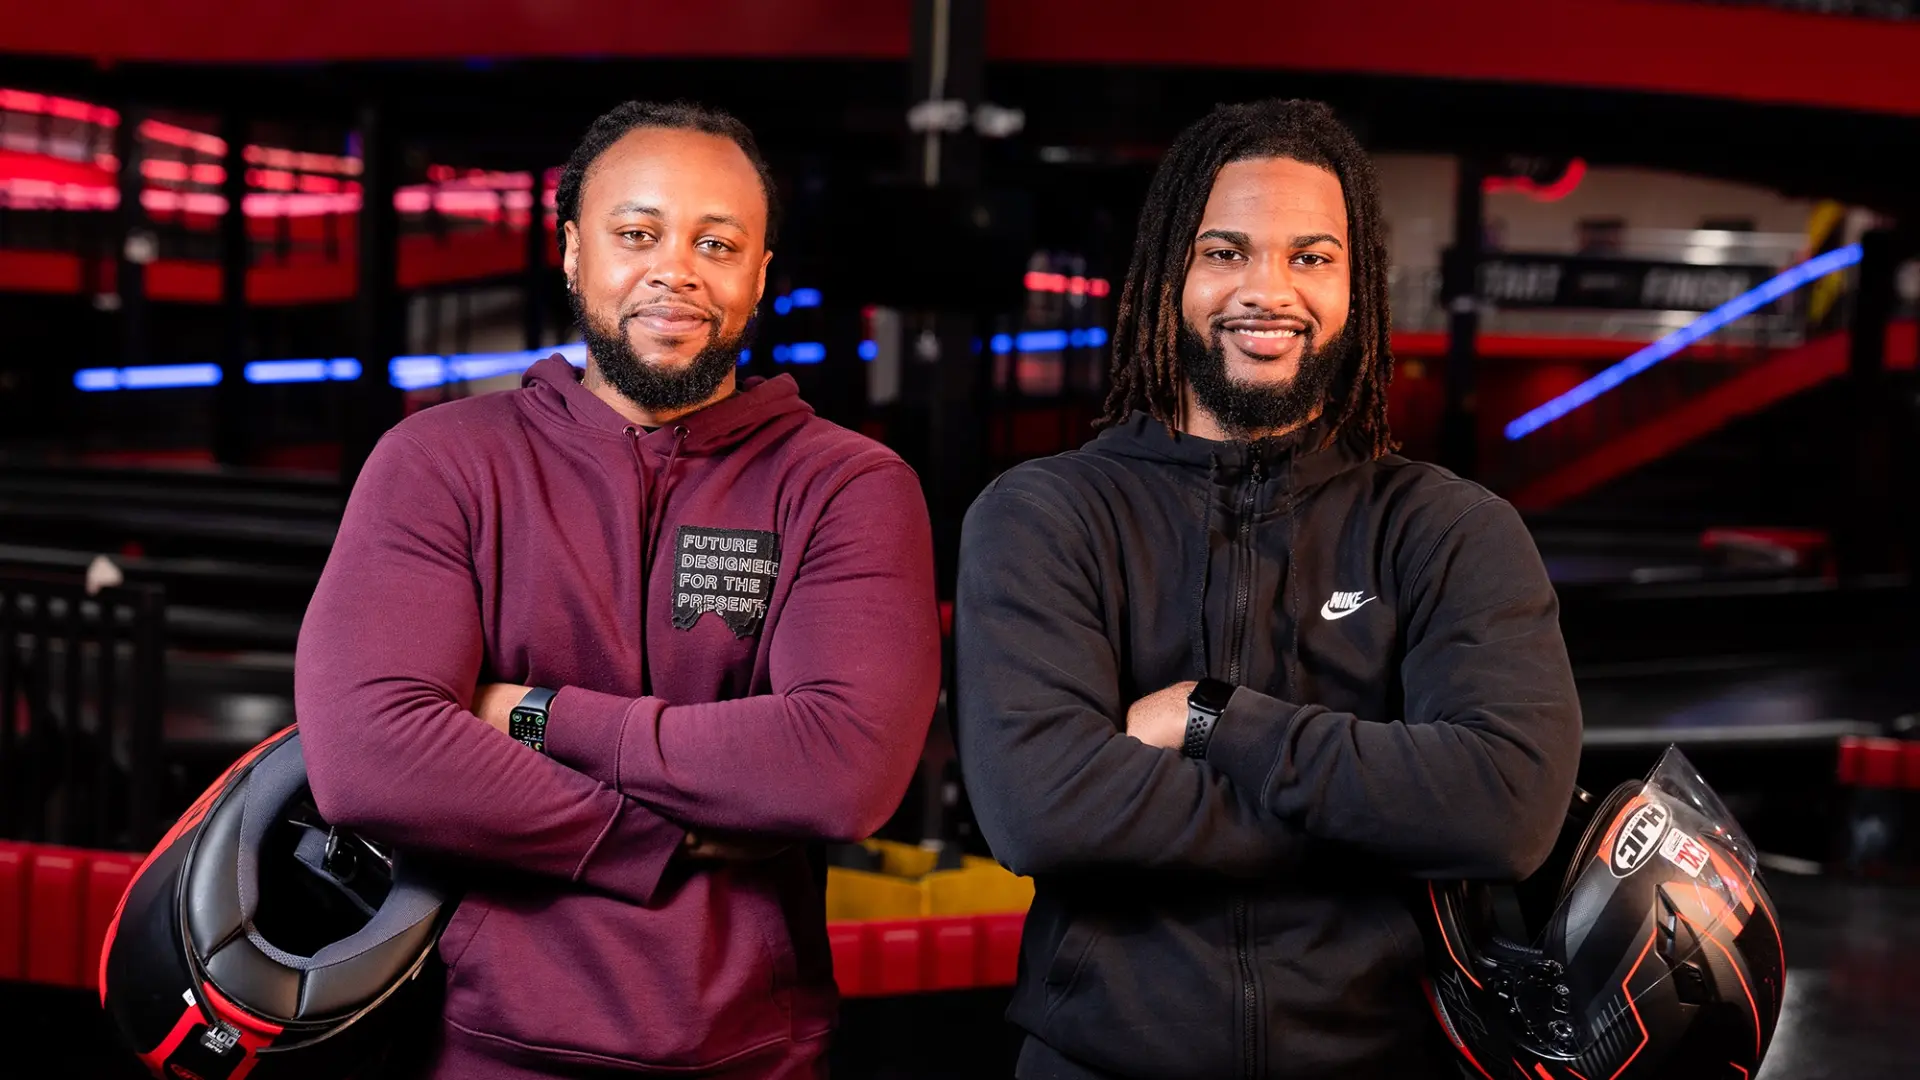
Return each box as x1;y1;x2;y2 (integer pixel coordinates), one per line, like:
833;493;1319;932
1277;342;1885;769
508;687;558;754
1182;678;1236;760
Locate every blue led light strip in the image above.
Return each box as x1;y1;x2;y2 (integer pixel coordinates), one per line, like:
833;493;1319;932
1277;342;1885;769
990;327;1109;354
74;364;223;391
390;344;588;390
245;358;362;384
1503;244;1863;441
75;321;1120;393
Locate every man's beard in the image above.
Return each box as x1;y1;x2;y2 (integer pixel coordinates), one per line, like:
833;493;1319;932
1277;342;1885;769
1178;317;1351;440
569;288;751;413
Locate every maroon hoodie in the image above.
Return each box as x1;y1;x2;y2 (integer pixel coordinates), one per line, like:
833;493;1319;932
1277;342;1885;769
295;356;941;1077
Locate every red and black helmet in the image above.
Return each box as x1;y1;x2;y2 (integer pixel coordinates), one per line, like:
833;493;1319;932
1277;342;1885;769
1419;747;1786;1080
101;726;451;1079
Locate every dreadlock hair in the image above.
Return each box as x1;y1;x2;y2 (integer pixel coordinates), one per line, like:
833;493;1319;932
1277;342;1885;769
555;100;781;255
1097;99;1396;457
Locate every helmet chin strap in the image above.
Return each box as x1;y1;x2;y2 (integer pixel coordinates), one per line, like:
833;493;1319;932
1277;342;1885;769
286;817;391;919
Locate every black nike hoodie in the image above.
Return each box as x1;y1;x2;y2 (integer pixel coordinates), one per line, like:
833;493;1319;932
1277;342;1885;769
953;413;1582;1080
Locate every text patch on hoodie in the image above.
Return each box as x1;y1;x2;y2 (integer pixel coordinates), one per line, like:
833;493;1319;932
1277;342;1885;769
672;525;782;637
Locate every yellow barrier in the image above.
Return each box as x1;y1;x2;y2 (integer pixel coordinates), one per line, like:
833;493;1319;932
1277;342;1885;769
825;840;1034;921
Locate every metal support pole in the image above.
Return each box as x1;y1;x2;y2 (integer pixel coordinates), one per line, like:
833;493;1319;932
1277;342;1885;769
1838;228;1897;579
342;102;405;489
1440;156;1486;480
114;104;150;368
213;111;251;466
524;169;549;350
911;0;987;588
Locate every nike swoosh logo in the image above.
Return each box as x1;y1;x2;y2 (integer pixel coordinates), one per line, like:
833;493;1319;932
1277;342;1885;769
1320;596;1377;620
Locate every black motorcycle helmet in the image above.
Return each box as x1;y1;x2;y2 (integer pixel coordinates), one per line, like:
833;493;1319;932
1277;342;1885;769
101;726;451;1079
1419;746;1785;1080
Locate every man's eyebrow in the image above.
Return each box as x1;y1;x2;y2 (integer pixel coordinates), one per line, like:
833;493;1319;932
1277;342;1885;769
1195;228;1251;246
1291;232;1344;249
603;205;747;231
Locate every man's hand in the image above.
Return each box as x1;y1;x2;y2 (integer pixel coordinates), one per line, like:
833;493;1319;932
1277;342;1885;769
681;830;792;863
472;682;533;735
1126;680;1197;750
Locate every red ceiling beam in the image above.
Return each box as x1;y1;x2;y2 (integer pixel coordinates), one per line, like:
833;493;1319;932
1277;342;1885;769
0;0;910;63
990;0;1920;118
5;2;1920;118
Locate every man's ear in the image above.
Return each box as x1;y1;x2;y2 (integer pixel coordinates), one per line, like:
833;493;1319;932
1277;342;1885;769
754;248;773;309
562;220;581;287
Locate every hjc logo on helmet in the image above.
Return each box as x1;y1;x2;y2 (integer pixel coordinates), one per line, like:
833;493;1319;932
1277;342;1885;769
1610;800;1671;877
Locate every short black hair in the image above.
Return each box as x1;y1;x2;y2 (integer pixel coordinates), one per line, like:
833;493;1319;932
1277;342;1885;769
554;100;781;253
1098;99;1396;457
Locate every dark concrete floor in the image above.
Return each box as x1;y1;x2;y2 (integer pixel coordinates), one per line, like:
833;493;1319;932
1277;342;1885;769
1755;875;1920;1079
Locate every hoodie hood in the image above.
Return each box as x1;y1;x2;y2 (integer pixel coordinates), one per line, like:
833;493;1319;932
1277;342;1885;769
1091;410;1372;491
520;355;814;456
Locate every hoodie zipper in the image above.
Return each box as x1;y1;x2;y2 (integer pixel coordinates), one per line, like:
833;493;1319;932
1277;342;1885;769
1226;455;1263;685
1226;452;1262;1079
1236;896;1257;1079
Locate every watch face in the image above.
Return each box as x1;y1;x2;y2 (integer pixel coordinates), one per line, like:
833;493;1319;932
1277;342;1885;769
1190;679;1235;714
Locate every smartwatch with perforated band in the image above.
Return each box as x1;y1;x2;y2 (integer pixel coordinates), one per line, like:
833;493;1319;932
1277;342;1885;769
508;687;557;754
1182;678;1235;759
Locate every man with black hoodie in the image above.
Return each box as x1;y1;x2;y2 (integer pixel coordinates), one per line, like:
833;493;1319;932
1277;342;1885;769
297;102;940;1077
954;99;1582;1079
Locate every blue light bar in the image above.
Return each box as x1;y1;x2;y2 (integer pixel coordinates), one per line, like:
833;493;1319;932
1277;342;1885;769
389;345;586;390
990;334;1014;355
1016;330;1070;352
389;355;446;391
789;288;822;309
246;360;326;384
1504;243;1863;441
772;296;793;316
124;364;222;389
784;342;827;364
244;358;363;384
857;340;879;361
75;363;224;391
738;349;751;366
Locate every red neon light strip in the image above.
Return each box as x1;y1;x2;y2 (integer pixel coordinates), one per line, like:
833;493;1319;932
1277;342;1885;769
0;87;117;126
1484;159;1588;202
1024;270;1111;297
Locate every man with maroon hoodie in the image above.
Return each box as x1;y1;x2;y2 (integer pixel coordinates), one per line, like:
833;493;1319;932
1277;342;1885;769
295;101;942;1078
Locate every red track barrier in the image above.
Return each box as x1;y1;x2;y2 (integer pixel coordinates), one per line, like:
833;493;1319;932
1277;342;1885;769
0;841;1024;996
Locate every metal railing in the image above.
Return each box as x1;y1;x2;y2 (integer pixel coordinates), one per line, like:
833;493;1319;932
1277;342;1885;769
0;571;166;849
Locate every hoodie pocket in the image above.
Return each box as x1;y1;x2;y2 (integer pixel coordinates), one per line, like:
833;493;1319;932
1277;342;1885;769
1041;920;1098;1009
436;895;491;970
1031;905;1239;1080
443;877;801;1070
